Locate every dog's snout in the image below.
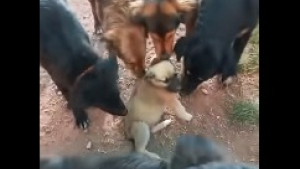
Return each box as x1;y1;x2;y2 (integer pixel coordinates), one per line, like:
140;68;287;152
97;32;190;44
161;54;170;60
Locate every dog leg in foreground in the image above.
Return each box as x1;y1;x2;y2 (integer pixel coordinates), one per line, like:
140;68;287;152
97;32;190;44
171;99;193;121
151;119;172;133
131;121;161;159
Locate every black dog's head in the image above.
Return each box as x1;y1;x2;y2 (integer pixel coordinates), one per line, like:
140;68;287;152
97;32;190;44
73;51;127;116
174;36;220;96
170;135;224;169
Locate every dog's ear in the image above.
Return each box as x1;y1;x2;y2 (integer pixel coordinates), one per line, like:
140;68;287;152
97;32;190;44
145;71;155;79
168;0;197;13
174;37;188;61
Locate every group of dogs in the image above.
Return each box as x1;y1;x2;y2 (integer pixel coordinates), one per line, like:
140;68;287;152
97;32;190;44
40;0;259;167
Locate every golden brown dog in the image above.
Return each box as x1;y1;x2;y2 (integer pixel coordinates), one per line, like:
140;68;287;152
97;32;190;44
124;59;193;159
129;0;198;63
88;0;147;78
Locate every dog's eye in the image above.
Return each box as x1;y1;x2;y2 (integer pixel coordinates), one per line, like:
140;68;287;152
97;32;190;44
186;70;191;75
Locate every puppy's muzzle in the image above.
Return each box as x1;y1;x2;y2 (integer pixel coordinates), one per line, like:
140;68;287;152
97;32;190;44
167;76;182;92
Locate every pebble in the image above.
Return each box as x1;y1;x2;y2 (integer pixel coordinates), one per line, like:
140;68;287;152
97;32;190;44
86;141;92;150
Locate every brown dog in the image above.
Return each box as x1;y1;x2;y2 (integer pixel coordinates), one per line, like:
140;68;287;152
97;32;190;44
129;0;198;62
124;59;193;159
88;0;147;78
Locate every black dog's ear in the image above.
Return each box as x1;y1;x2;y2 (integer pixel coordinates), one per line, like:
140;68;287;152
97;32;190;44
174;37;188;61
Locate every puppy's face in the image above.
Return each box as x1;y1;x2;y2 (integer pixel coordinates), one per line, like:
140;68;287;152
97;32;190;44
170;135;224;169
174;37;218;96
130;0;196;59
77;54;127;116
145;59;181;92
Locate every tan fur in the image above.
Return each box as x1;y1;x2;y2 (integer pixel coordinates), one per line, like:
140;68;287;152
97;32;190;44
124;60;193;159
88;0;147;77
128;0;198;63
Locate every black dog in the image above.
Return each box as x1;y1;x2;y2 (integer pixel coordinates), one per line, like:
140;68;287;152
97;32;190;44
174;0;259;95
40;135;257;169
40;0;127;129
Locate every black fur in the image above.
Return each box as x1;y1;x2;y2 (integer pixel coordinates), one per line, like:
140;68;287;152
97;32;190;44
174;0;259;95
40;0;127;129
40;135;259;169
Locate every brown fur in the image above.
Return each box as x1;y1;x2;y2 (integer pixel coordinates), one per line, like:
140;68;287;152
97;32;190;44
88;0;147;78
124;59;193;159
129;0;198;62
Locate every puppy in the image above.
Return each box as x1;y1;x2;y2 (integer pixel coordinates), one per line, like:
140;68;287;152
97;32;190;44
174;0;259;95
88;0;147;78
124;59;193;159
40;0;127;129
40;135;258;169
129;0;198;61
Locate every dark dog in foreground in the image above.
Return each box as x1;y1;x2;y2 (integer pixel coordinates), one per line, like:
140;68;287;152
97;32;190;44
40;135;258;169
40;0;127;129
174;0;259;95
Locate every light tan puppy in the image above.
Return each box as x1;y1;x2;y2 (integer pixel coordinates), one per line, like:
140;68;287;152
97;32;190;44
124;59;193;159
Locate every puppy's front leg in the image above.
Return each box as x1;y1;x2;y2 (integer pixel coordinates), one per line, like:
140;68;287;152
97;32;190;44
171;99;193;121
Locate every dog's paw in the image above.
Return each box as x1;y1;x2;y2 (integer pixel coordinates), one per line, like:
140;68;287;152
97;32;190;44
222;76;234;86
184;113;193;121
143;150;161;160
75;114;90;130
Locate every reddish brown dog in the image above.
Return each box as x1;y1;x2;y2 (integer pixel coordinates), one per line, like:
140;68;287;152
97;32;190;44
88;0;147;78
129;0;198;63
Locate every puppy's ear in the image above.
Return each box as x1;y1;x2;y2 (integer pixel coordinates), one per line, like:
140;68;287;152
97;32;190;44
168;0;197;13
174;37;188;61
145;71;155;79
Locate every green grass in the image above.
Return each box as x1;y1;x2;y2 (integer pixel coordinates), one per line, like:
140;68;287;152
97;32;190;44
238;25;259;74
229;100;259;126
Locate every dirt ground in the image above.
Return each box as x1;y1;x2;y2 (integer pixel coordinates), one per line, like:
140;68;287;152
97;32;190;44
40;0;259;164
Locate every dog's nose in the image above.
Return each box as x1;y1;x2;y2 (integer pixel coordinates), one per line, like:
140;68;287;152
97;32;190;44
122;109;128;116
161;54;170;60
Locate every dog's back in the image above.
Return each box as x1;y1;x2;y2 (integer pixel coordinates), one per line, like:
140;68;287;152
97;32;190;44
195;0;258;40
40;153;166;169
40;0;97;84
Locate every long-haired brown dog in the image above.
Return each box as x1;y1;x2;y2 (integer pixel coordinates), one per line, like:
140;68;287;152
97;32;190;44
129;0;198;62
88;0;147;78
124;59;193;159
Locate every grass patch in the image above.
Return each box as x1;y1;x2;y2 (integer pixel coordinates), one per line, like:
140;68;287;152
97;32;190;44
238;25;259;74
229;100;259;126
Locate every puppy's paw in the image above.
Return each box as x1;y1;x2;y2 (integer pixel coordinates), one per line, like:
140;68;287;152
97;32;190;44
183;113;193;121
222;76;234;86
143;150;161;160
75;113;90;130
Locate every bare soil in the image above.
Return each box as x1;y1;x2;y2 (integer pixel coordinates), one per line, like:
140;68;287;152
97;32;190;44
40;0;259;164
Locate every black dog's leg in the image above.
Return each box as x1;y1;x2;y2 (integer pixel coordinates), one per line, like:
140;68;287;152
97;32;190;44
72;105;90;129
221;49;237;86
233;32;252;62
